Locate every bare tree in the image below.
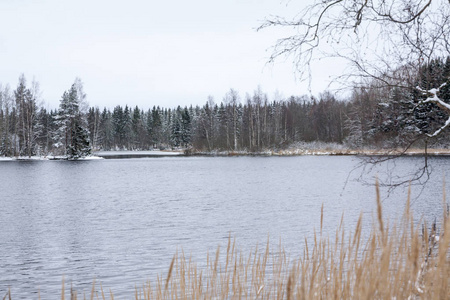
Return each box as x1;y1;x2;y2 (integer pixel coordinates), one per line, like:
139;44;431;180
14;75;40;157
259;0;450;187
224;89;241;151
259;0;449;86
197;96;216;151
0;84;14;156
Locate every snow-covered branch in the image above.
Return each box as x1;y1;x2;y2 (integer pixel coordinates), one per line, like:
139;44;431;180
416;83;450;138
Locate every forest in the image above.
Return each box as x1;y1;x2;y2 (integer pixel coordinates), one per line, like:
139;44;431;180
0;57;449;158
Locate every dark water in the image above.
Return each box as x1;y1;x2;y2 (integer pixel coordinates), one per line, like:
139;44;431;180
0;156;448;299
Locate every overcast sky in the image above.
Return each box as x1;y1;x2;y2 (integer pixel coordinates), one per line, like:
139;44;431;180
0;0;344;109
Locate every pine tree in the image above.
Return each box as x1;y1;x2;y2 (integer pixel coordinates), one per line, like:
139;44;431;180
170;106;182;148
99;108;113;150
123;105;133;150
112;105;125;149
54;78;92;159
151;106;162;148
180;107;191;147
67;119;91;158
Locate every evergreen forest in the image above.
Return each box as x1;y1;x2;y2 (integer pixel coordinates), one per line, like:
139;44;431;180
1;57;449;158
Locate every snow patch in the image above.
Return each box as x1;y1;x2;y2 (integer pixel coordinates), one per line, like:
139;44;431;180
80;156;104;160
0;156;49;161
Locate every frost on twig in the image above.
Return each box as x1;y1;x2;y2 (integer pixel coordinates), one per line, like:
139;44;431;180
416;83;450;138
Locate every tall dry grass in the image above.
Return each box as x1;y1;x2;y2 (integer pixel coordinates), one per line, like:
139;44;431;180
4;184;450;299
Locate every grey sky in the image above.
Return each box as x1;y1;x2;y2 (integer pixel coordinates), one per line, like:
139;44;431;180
0;0;343;109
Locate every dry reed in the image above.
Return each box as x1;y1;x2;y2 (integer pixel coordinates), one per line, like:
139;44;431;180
3;186;450;299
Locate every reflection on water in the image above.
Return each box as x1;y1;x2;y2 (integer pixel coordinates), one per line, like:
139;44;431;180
0;156;448;298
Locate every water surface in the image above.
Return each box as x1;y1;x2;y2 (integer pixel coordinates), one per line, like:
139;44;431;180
0;156;448;298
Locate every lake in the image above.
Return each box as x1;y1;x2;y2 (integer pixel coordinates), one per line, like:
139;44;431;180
0;155;448;299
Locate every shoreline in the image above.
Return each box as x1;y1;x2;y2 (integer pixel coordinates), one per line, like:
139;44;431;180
187;148;450;157
1;148;450;161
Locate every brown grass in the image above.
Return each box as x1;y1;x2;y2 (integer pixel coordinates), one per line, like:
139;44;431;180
4;185;450;299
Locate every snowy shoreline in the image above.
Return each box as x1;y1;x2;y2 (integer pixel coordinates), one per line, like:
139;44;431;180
188;147;450;157
0;156;105;161
1;148;450;161
0;150;183;161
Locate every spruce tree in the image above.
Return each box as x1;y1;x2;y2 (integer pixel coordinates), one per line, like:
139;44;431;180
181;107;191;147
54;78;92;159
151;106;162;148
415;57;450;135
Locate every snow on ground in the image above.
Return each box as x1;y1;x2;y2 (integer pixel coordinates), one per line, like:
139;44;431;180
1;148;450;161
81;156;104;160
94;150;183;157
0;156;49;161
16;156;49;161
0;155;105;161
0;151;181;161
47;155;105;160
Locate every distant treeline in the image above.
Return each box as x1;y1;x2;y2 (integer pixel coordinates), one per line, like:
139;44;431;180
1;57;449;157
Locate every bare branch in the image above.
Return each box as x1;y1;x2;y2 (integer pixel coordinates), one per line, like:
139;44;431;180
259;0;449;85
415;83;450;137
372;0;433;24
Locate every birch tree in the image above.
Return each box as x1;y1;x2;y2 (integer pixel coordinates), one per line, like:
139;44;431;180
224;89;241;151
13;75;40;157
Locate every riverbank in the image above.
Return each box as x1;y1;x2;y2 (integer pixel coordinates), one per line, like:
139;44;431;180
1;146;449;161
187;147;450;157
185;141;450;156
0;155;105;161
94;150;183;159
